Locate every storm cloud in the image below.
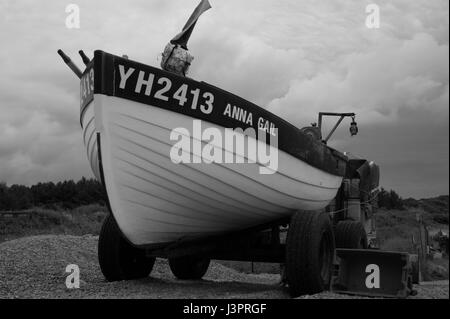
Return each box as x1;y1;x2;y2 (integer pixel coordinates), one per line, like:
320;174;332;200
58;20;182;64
0;0;448;198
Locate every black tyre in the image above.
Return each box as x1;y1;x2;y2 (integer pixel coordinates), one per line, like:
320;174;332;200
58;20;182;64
98;214;155;281
169;255;210;280
335;220;368;249
285;211;335;297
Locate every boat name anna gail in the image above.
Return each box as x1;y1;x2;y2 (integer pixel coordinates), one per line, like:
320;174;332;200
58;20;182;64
118;65;278;137
169;120;279;175
223;103;277;137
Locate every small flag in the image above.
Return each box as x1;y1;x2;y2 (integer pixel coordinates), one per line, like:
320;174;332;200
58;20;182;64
170;0;212;49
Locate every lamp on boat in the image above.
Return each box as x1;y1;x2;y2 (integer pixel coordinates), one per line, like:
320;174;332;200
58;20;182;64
318;112;357;142
350;116;358;136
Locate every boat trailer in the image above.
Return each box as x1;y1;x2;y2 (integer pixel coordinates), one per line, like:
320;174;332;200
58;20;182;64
143;218;417;298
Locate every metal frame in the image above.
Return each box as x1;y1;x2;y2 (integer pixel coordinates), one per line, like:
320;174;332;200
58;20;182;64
318;112;355;143
146;218;290;262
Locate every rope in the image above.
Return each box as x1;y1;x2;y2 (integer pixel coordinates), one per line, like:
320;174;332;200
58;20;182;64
327;184;380;216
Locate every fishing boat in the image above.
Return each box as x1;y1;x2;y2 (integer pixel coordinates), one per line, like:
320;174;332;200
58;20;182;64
58;0;382;297
77;50;346;246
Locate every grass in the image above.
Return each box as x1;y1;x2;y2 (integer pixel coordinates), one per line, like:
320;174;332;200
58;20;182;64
375;208;421;252
376;207;448;250
375;207;449;281
0;204;108;243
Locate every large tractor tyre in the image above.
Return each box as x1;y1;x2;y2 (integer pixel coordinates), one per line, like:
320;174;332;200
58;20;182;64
169;255;211;280
335;220;368;249
98;214;155;281
285;211;336;297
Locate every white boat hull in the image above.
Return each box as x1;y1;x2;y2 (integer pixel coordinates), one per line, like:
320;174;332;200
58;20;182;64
78;50;347;246
84;94;343;246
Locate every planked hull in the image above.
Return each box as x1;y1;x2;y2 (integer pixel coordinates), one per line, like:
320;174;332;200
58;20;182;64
90;94;342;245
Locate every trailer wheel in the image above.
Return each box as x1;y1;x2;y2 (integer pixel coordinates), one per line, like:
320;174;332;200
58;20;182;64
169;255;210;280
335;220;368;249
286;211;335;297
98;214;155;281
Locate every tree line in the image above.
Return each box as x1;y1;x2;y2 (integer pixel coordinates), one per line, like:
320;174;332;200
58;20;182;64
0;176;406;211
0;177;106;210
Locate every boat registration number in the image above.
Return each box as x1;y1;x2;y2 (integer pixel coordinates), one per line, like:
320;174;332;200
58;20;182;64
80;67;94;111
117;64;214;115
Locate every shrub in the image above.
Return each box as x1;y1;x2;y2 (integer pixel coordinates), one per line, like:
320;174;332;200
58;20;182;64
424;258;449;281
377;188;404;210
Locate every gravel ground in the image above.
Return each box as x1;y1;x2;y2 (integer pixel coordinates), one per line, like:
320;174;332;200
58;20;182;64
0;235;448;299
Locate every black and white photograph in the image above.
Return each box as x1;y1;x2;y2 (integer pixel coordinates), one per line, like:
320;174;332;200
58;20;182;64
0;0;448;306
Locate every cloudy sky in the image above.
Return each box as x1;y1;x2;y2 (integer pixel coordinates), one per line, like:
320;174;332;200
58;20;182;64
0;0;448;198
